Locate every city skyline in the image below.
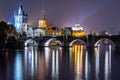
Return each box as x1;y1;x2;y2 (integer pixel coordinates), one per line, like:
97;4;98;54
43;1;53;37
0;0;120;34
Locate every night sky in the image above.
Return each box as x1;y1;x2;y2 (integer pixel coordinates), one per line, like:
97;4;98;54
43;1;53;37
0;0;120;34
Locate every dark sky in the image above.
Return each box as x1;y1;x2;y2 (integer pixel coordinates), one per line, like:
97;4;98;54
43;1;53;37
0;0;120;34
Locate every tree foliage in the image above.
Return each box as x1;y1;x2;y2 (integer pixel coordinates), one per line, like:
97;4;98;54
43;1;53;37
0;21;23;49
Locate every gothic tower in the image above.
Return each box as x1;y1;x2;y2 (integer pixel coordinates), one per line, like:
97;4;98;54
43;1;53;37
38;6;47;29
14;4;28;33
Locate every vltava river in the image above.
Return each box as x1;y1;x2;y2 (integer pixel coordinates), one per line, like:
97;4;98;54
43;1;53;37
0;45;120;80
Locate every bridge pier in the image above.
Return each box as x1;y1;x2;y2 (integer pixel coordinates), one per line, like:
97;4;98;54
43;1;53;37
62;41;70;47
87;35;96;46
62;36;71;47
38;37;44;47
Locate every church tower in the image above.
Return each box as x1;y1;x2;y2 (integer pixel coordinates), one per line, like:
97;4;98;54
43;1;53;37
14;4;28;33
38;6;47;28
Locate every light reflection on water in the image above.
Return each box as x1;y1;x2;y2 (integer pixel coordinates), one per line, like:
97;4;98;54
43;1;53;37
0;44;120;80
94;45;112;80
69;45;86;80
14;52;23;80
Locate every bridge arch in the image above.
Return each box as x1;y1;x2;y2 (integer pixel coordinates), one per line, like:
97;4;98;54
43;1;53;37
69;39;87;46
25;39;38;46
95;38;115;46
45;38;62;46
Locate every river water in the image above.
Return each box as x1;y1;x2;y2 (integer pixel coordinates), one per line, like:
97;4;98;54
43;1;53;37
0;45;120;80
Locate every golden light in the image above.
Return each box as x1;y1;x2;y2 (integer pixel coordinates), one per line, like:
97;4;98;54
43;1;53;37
38;19;47;28
75;24;80;27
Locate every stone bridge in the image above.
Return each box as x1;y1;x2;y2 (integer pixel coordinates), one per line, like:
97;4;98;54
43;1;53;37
24;35;120;47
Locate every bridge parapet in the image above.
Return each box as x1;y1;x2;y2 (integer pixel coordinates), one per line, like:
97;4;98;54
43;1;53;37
24;35;120;46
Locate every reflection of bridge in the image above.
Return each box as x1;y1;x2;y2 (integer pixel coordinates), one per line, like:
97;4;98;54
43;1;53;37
24;35;120;46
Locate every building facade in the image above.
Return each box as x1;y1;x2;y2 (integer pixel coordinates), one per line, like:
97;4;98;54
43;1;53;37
72;24;87;36
14;4;28;33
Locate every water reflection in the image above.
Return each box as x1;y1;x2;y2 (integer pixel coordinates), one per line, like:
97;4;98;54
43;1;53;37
14;52;23;80
38;47;46;80
94;47;100;80
85;50;90;80
24;46;38;80
104;45;112;80
51;49;59;80
94;45;113;80
1;43;118;80
70;44;114;80
70;45;86;80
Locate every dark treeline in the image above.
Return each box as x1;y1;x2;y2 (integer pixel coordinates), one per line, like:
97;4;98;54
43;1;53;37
0;21;24;50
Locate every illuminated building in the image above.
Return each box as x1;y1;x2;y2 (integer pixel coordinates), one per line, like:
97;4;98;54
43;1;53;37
57;28;63;36
45;25;63;36
38;18;47;28
95;31;110;36
34;28;45;37
14;4;28;33
26;27;33;37
45;25;54;36
52;27;63;36
72;24;87;37
38;7;47;29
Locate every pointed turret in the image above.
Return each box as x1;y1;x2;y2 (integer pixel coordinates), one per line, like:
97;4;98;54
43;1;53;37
18;4;24;15
38;6;47;28
40;6;46;20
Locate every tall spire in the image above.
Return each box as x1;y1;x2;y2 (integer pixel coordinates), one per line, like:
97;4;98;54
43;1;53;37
38;5;47;28
41;5;45;19
18;3;24;15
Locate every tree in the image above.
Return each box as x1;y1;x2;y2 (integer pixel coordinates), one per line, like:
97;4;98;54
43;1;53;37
0;21;22;49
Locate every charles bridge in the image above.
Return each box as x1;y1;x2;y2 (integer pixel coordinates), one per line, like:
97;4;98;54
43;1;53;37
24;35;120;47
